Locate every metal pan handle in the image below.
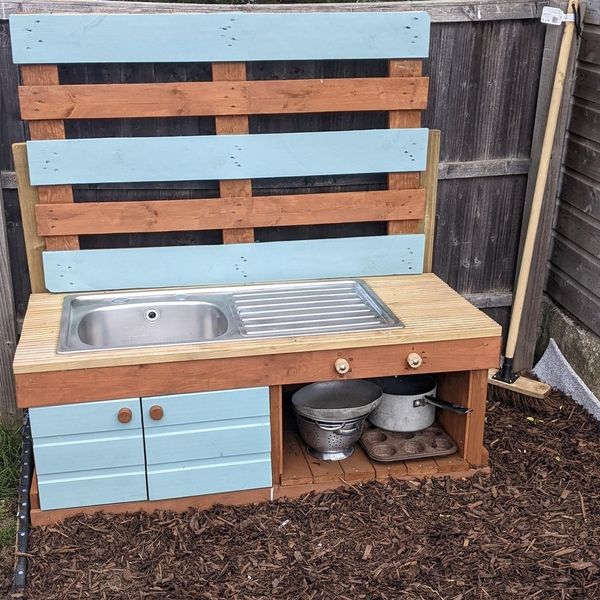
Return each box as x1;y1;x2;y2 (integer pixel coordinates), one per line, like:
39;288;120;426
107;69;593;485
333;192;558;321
421;395;472;415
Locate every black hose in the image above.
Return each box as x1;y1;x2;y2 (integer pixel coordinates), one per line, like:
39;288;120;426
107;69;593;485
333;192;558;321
12;411;32;594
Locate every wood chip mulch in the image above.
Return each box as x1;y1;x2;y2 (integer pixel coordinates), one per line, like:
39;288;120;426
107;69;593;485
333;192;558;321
14;396;600;599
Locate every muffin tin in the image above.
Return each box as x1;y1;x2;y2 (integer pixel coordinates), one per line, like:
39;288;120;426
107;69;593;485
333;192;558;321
360;424;457;462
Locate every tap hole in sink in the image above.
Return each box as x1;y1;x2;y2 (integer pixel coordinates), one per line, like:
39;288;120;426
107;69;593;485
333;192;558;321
145;309;160;322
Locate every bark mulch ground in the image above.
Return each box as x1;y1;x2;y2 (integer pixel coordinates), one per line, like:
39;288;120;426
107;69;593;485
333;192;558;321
10;395;600;599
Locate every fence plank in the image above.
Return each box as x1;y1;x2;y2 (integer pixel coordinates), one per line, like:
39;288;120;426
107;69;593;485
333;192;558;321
513;5;580;372
0;0;546;22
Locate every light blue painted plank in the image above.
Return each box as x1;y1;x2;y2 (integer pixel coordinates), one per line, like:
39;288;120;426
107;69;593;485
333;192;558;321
38;466;148;510
9;13;430;64
33;430;145;475
29;398;142;437
146;454;272;501
26;129;429;185
144;418;271;466
142;387;269;428
43;234;424;292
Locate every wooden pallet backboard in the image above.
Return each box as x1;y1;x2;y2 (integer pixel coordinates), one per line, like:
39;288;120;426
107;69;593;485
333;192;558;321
10;11;436;293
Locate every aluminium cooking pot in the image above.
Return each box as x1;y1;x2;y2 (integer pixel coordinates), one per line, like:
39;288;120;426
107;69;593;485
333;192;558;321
368;375;471;432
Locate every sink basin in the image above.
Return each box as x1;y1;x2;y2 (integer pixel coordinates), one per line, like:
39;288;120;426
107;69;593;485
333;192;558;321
58;280;403;353
77;301;229;348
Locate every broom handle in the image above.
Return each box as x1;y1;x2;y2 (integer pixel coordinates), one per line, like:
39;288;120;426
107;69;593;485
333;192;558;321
504;0;578;360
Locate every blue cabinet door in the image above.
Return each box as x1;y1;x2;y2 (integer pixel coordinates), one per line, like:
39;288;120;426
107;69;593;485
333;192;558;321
30;398;147;510
142;387;272;501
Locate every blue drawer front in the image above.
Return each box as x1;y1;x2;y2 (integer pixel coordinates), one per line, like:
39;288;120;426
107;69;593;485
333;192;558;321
37;466;147;510
30;398;142;436
30;399;147;509
142;387;272;500
146;454;272;501
142;387;270;426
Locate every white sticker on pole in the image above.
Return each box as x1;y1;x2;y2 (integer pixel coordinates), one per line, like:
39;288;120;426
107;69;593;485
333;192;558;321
541;6;575;25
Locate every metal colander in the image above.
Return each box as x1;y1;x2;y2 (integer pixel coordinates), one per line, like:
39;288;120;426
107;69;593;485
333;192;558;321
295;414;367;461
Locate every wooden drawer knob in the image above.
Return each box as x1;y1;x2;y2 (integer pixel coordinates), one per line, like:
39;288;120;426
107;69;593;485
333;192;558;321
117;407;133;424
149;405;164;421
407;352;423;369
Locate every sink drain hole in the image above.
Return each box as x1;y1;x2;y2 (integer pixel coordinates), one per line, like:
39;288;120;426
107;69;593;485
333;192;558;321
145;308;160;322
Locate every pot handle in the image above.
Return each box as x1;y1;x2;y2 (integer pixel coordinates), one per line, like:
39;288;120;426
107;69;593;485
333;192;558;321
314;421;361;435
422;395;472;415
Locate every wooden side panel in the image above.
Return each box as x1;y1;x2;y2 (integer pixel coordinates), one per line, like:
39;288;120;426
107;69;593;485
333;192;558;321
9;13;431;63
26;129;430;185
421;130;441;272
18;77;429;119
29;399;147;510
12;143;46;292
42;234;425;292
436;369;488;467
269;386;283;484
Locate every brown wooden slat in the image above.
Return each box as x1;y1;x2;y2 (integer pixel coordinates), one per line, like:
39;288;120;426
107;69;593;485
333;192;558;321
280;431;313;486
338;445;376;482
404;457;439;476
18;77;429;119
372;458;408;480
35;189;425;236
213;62;254;244
20;65;79;251
299;442;344;484
388;59;423;236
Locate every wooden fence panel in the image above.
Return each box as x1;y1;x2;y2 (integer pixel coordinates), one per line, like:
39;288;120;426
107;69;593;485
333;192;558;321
546;18;600;337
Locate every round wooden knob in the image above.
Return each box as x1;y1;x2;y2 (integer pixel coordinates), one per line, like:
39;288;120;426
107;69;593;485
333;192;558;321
149;405;164;421
335;358;350;375
117;407;133;424
407;352;423;369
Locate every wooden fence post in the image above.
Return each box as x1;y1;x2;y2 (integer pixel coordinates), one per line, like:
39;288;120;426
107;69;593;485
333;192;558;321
513;0;584;371
0;181;19;428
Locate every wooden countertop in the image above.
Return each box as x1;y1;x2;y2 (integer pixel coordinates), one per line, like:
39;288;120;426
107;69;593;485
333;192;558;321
13;274;501;374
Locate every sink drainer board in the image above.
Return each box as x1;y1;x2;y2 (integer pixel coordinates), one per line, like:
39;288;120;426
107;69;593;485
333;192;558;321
232;280;402;337
360;424;457;462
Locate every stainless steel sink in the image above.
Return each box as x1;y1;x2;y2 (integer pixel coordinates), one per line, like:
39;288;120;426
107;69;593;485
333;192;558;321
58;280;403;353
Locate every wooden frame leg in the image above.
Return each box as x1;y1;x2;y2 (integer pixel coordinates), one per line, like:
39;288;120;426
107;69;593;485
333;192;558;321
435;369;488;467
269;385;283;485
